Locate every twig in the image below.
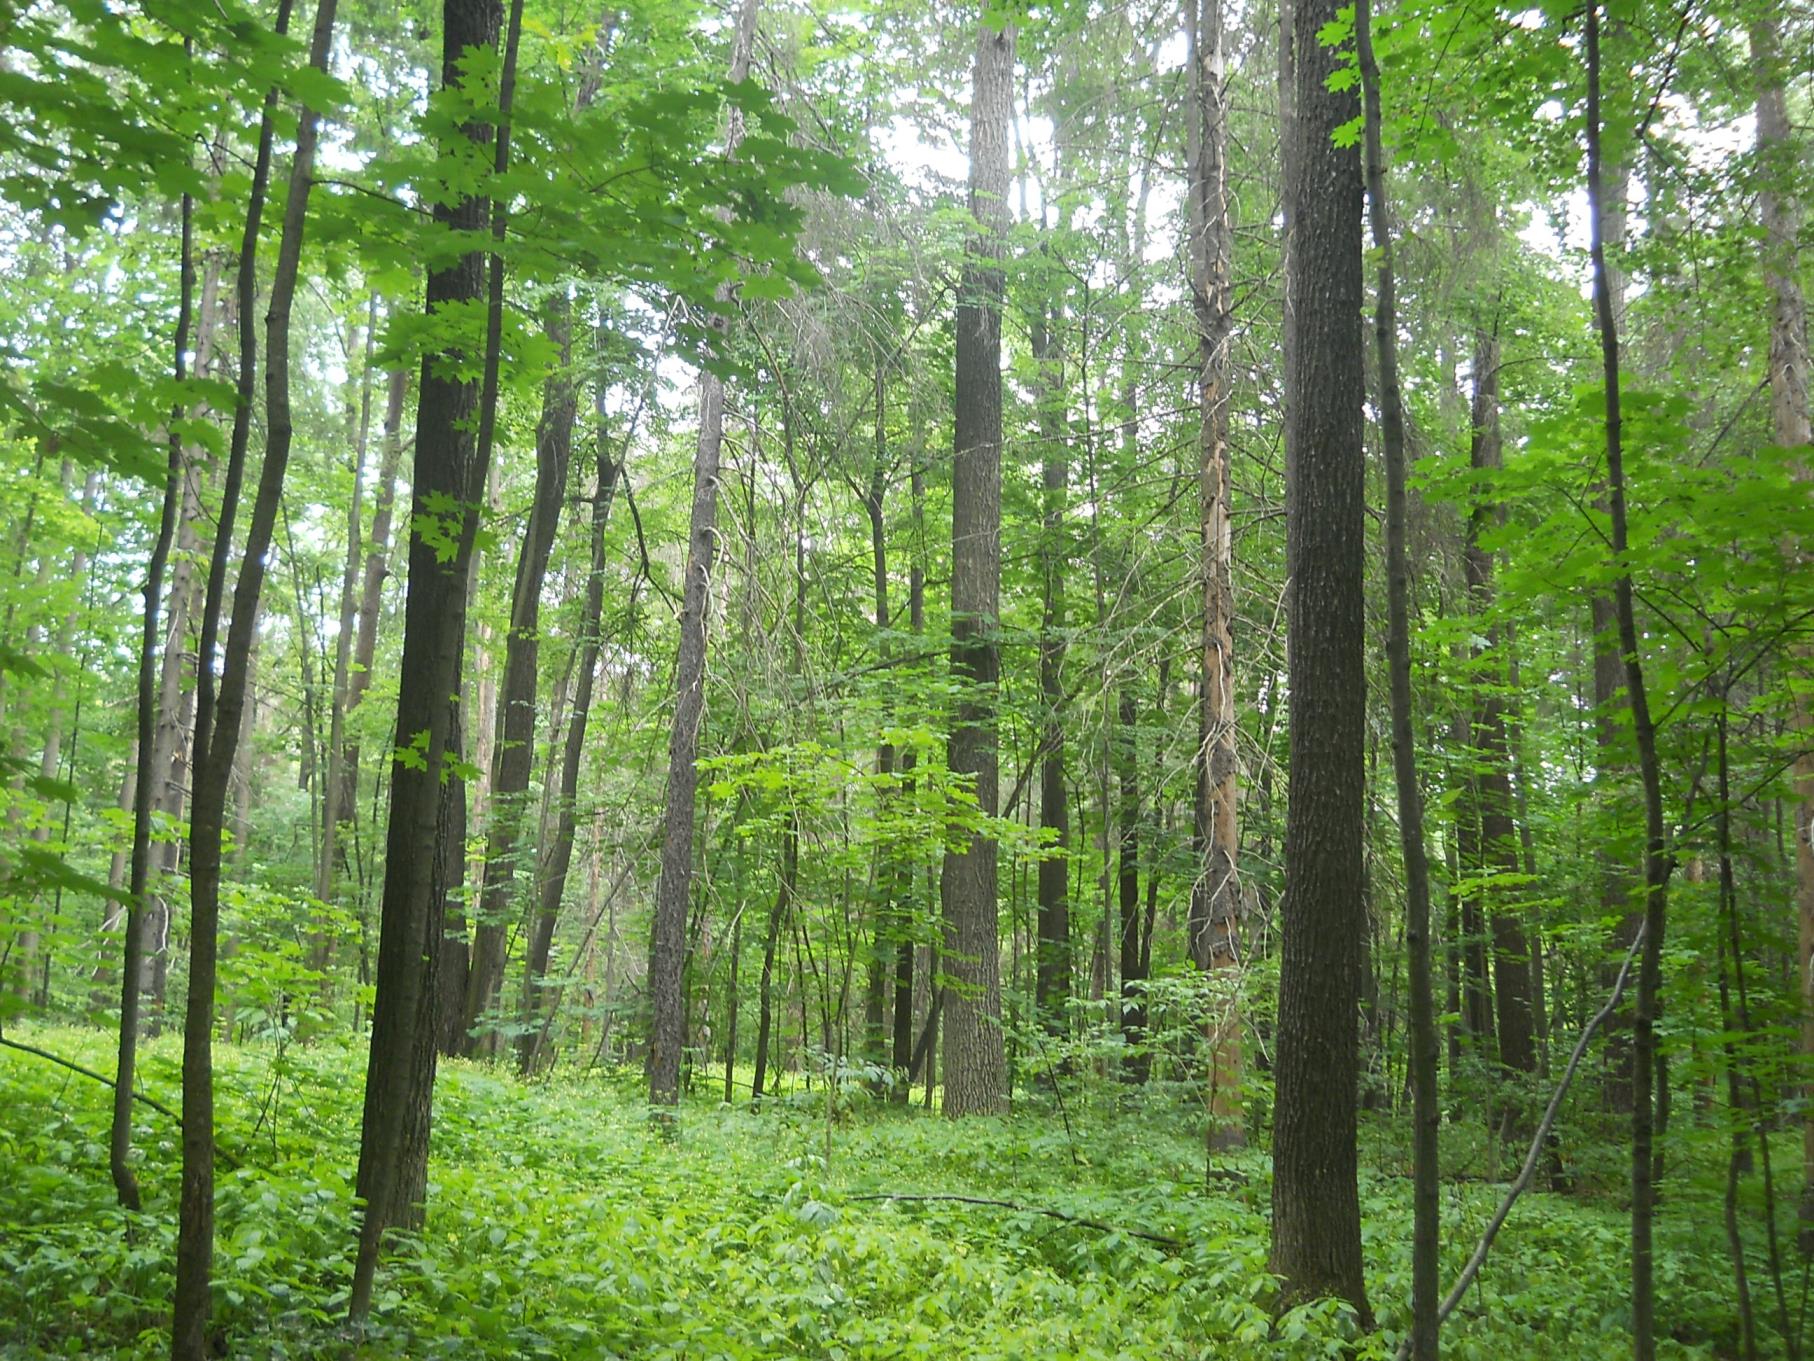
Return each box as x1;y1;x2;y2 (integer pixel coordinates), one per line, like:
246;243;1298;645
848;1192;1183;1249
0;1034;242;1170
1393;922;1647;1361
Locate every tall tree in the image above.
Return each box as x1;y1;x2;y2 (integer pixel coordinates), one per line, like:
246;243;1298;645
173;0;337;1350
112;138;195;1218
647;0;760;1108
1268;0;1371;1319
1463;327;1536;1084
939;12;1014;1119
1747;15;1814;1249
349;0;510;1321
1185;0;1241;1146
1585;8;1670;1356
463;295;579;1055
1359;0;1437;1349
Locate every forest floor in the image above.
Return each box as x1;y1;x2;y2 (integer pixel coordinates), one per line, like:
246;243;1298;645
0;1026;1772;1359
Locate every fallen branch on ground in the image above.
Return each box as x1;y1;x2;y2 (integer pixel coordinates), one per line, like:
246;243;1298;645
848;1192;1183;1249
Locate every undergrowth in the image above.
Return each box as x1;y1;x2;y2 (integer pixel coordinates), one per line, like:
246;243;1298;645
0;1027;1766;1358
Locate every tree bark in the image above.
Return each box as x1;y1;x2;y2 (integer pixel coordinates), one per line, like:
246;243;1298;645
1186;0;1242;1148
1586;12;1672;1356
113;168;195;1219
646;0;760;1109
516;371;625;1075
940;15;1014;1119
1117;686;1145;1080
1747;16;1814;1253
1031;299;1069;1036
1359;1;1438;1349
1268;0;1370;1319
315;305;379;927
348;0;508;1323
464;295;579;1055
1464;329;1536;1084
174;1;332;1351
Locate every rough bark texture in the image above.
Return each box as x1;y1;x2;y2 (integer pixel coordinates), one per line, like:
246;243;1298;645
1186;0;1242;1148
648;0;759;1107
1748;16;1814;1251
1268;0;1370;1319
1359;1;1438;1349
939;17;1014;1119
349;0;503;1322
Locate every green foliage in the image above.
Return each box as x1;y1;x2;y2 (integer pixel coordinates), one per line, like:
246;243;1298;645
0;1029;1756;1359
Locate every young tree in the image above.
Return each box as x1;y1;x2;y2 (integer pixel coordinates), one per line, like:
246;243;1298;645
1268;0;1371;1320
174;0;338;1350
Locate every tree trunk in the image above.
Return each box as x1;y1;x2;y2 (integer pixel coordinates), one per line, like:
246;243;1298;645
465;294;579;1055
1359;2;1438;1349
1465;329;1536;1084
1117;686;1145;1081
940;15;1014;1119
1586;12;1672;1356
1186;0;1242;1148
1746;16;1814;1253
348;0;509;1323
315;305;379;926
174;0;332;1350
112;178;196;1218
1031;300;1070;1037
647;0;759;1109
515;373;626;1074
1268;0;1371;1320
892;439;928;1091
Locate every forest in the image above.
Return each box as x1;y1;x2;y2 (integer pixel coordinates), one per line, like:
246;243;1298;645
0;0;1810;1355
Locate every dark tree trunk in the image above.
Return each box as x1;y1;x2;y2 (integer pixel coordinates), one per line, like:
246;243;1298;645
465;295;579;1055
349;0;508;1323
113;170;195;1218
940;16;1014;1119
1267;0;1371;1320
1586;11;1672;1355
1464;329;1536;1084
891;444;928;1092
1030;302;1069;1036
516;385;624;1075
1117;687;1146;1082
647;0;759;1109
1359;1;1438;1349
173;1;331;1350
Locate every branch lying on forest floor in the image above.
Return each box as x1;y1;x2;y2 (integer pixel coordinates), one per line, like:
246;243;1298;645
1392;922;1647;1361
0;1034;241;1170
848;1192;1184;1249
